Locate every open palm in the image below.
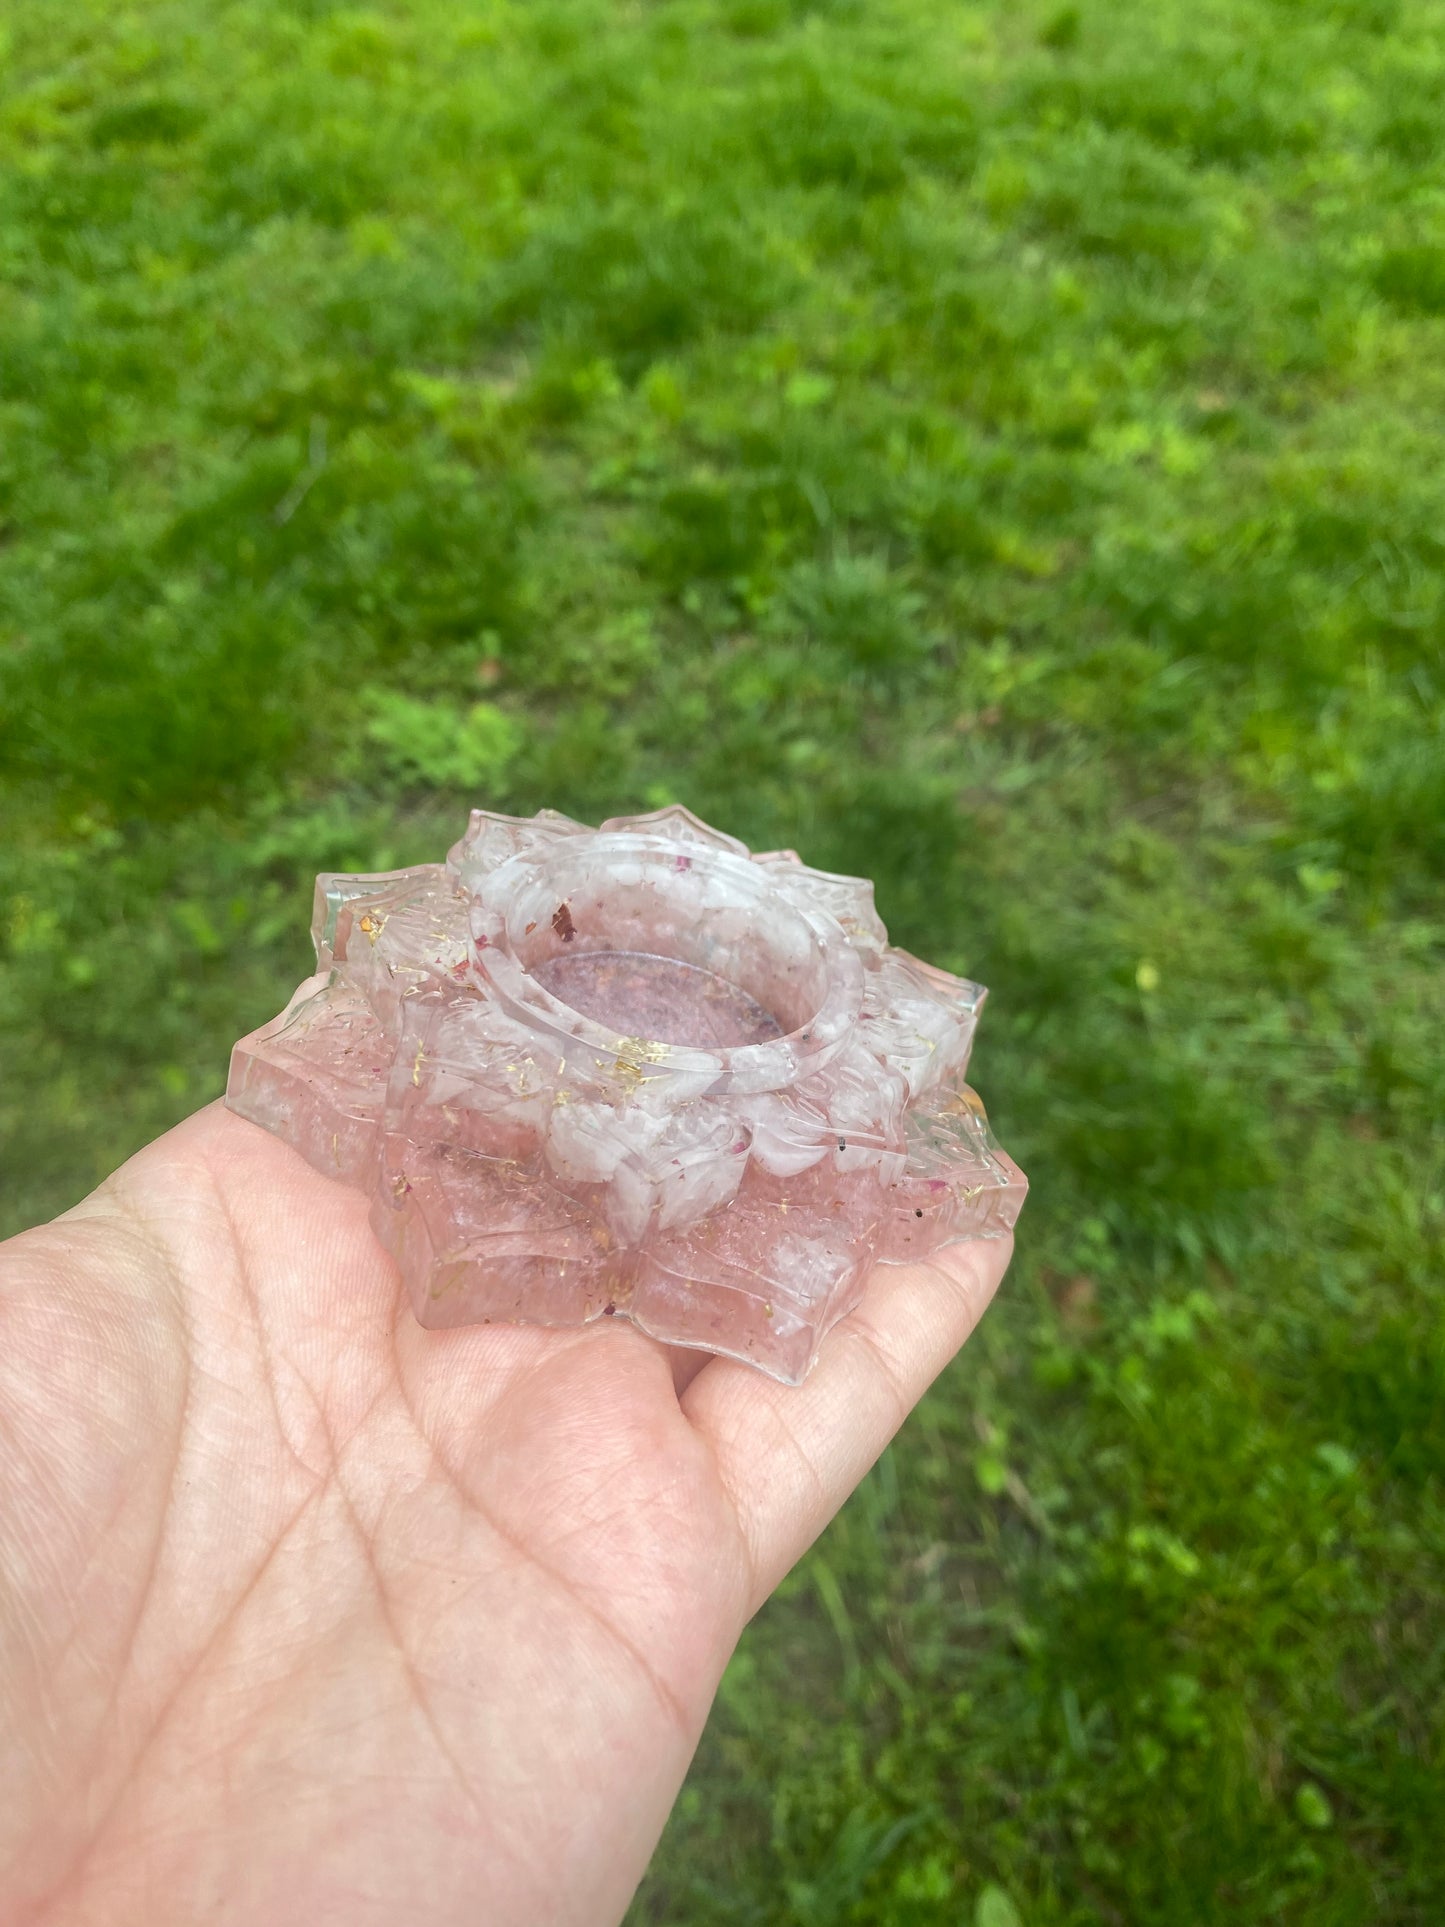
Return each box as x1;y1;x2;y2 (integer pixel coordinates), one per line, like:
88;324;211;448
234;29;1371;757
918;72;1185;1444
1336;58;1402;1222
0;1102;1011;1927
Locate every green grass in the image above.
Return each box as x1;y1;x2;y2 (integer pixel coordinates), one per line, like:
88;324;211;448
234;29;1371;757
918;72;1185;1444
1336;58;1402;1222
3;0;1444;1917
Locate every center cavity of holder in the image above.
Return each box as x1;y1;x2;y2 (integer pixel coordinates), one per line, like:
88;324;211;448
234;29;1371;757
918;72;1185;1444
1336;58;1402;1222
531;949;785;1049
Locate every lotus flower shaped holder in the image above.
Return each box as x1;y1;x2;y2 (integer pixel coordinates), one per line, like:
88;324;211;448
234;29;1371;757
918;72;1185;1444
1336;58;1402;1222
226;806;1026;1382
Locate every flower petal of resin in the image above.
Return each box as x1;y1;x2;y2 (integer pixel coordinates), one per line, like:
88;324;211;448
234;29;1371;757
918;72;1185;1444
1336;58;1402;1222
226;806;1027;1382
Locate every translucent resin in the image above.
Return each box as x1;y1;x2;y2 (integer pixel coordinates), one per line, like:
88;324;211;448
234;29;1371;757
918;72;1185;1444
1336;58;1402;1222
225;806;1027;1382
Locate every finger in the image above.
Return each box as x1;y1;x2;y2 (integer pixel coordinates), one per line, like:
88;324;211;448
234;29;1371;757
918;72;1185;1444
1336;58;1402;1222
681;1234;1013;1615
666;1344;714;1397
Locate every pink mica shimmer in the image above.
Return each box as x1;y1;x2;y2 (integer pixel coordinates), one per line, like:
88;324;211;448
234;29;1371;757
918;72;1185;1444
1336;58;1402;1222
531;949;785;1048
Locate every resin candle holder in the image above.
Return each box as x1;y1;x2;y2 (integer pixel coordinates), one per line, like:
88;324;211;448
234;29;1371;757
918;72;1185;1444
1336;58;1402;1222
226;806;1027;1382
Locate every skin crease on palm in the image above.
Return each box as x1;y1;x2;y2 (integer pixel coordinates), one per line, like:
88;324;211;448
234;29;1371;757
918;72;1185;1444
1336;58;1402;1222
0;1101;1013;1927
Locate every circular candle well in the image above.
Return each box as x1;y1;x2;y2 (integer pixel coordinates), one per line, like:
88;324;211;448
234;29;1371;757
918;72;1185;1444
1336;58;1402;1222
473;834;868;1091
531;950;786;1049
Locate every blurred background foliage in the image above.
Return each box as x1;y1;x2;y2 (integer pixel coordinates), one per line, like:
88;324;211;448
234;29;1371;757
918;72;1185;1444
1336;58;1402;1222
2;0;1443;1918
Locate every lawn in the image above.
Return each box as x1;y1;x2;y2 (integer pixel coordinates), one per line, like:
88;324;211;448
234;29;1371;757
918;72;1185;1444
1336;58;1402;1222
2;0;1443;1918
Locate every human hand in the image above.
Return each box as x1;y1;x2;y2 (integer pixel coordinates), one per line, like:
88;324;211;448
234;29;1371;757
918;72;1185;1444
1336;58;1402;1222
0;1102;1011;1926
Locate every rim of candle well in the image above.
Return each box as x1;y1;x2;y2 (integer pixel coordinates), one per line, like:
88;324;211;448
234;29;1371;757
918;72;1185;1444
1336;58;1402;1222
467;833;866;1096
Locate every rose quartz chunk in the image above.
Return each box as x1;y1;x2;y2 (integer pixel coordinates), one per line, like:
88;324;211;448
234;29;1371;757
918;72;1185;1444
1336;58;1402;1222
225;806;1026;1383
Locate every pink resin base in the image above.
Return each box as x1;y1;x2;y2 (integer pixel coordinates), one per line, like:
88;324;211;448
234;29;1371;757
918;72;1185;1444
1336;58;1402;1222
226;806;1027;1383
